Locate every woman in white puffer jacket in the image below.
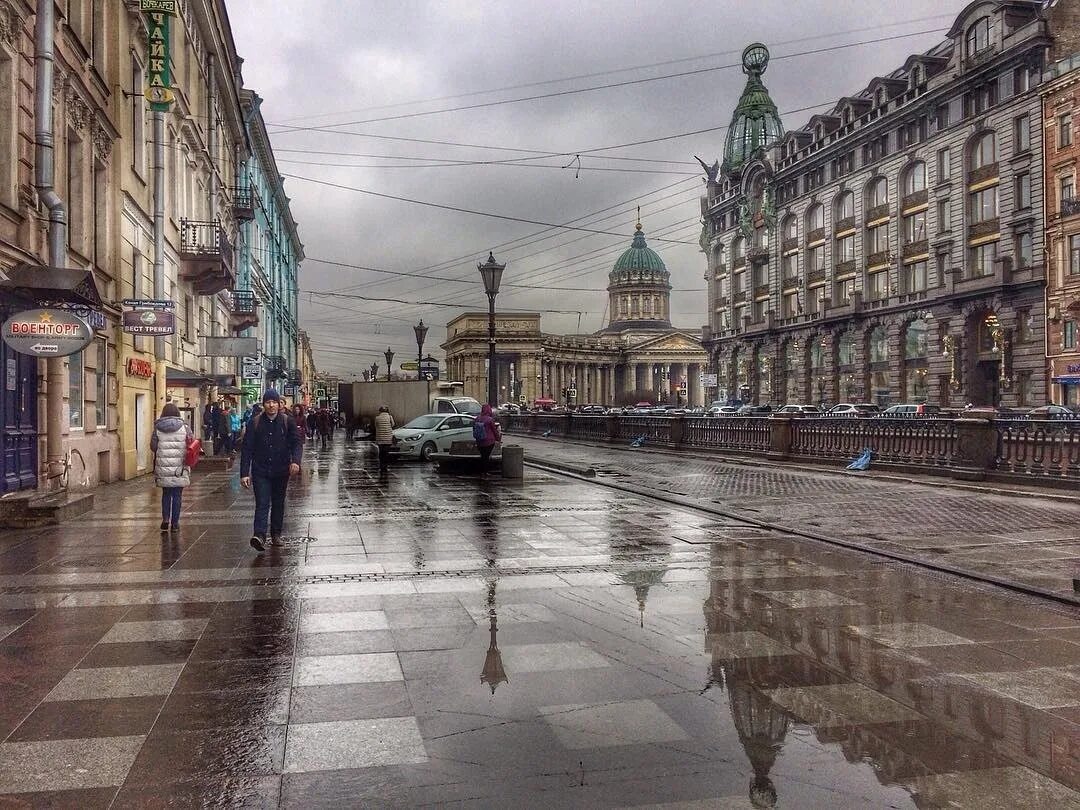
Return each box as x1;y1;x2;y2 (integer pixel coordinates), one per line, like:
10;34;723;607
150;402;192;532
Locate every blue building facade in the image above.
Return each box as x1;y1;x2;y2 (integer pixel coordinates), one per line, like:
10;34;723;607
235;89;303;403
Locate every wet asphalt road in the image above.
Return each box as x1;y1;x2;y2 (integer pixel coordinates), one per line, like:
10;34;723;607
0;437;1078;808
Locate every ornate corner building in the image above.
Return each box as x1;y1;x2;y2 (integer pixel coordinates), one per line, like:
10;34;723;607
1042;0;1080;406
442;225;708;407
701;2;1063;409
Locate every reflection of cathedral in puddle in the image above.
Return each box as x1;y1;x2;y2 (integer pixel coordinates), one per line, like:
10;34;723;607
608;508;673;628
704;601;791;809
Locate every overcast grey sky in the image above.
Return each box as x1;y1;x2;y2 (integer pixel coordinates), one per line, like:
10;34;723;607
227;0;971;378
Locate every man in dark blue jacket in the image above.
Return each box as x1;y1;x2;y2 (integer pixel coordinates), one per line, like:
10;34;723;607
240;389;303;551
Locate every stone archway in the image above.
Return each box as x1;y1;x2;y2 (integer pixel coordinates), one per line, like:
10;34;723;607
965;308;1002;407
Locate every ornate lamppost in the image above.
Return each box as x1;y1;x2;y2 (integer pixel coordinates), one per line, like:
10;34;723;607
478;252;506;406
413;319;428;378
383;347;394;382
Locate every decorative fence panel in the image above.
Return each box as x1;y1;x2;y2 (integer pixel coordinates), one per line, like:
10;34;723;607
790;417;957;466
994;420;1080;479
683;417;770;452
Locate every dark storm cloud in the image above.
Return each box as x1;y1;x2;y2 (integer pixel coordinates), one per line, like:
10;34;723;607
227;0;968;377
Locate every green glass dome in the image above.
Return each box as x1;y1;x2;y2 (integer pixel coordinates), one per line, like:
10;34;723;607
611;225;668;279
722;43;784;174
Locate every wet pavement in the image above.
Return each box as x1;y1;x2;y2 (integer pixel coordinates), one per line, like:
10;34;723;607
0;438;1078;808
507;434;1080;601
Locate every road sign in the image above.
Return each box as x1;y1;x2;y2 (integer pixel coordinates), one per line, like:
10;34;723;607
568;388;577;399
701;373;718;386
202;336;259;357
400;361;419;371
519;394;527;405
2;308;94;357
240;357;262;381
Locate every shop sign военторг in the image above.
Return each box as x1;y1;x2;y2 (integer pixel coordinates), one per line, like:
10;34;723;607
1;308;94;357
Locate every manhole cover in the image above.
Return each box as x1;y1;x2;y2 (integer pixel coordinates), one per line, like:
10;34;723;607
269;536;318;547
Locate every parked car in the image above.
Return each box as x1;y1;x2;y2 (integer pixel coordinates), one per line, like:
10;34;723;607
827;403;881;417
777;405;822;416
579;404;606;415
707;405;741;417
1025;404;1080;420
497;403;521;415
392;413;478;461
737;404;773;415
879;403;941;418
686;407;706;416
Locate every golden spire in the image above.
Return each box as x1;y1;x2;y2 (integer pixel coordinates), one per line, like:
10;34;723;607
636;205;642;231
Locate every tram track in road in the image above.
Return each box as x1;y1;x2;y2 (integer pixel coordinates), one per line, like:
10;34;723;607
524;455;1080;614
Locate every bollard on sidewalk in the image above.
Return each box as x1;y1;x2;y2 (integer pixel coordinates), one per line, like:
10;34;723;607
501;444;524;479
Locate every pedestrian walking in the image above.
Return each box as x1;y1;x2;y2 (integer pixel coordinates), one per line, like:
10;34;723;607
228;407;241;454
474;403;501;476
292;404;308;444
306;409;317;442
374;405;395;470
202;403;214;442
151;402;193;532
316;406;332;450
240;389;303;552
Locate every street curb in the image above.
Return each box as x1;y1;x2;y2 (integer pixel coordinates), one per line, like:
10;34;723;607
524;455;1080;611
509;433;1080;504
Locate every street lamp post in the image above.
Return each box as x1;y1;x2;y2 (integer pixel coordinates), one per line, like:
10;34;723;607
383;347;394;382
413;319;428;379
477;252;505;406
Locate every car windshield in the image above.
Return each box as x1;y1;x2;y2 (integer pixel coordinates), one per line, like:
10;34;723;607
453;399;482;415
403;415;443;430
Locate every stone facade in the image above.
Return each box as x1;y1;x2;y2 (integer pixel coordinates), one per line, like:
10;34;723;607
1042;50;1080;406
701;2;1055;409
442;312;708;408
443;227;708;408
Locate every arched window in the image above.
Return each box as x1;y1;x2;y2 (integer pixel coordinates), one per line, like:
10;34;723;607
806;203;825;232
732;236;745;262
783;215;798;241
970;131;997;170
838;331;857;366
815;124;824;141
966;17;991;57
785;342;801;402
876;87;886;107
842;106;853;125
902;161;927;196
869;326;889;364
835;191;855;221
867;176;889;209
810;338;825;371
911;65;923;88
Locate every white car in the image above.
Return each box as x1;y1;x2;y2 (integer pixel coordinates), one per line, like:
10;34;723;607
393;413;477;461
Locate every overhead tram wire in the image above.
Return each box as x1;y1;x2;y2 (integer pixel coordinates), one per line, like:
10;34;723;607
276;158;698;176
272;147;698;168
317;184;704;295
270;14;955;126
266;27;947;133
279;173;698;245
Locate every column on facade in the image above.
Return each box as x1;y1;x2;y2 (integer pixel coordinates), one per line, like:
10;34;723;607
590;365;601;404
607;365;616;405
688;363;701;408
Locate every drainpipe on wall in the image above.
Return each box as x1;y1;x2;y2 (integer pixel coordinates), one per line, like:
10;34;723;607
206;53;224;383
152;108;166;406
34;0;67;486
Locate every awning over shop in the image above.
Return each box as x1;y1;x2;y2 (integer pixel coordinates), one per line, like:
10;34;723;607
165;368;236;388
0;262;103;308
1052;376;1080;384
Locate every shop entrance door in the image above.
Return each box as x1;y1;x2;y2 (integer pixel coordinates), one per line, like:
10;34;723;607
1;339;37;494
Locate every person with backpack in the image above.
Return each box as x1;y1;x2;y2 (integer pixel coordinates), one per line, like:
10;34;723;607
239;389;303;552
151;402;193;532
374;406;395;470
474;404;501;476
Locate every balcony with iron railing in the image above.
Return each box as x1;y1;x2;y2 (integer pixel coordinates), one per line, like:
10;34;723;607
1060;198;1080;218
179;219;235;296
230;185;261;222
227;289;260;333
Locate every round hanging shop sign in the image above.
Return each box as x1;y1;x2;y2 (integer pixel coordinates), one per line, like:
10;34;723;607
1;308;94;357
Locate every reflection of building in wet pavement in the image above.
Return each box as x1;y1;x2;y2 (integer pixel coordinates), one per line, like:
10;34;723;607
480;579;508;694
607;508;673;626
702;540;1080;804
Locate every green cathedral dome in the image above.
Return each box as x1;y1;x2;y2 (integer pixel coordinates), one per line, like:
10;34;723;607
722;43;784;174
611;224;668;278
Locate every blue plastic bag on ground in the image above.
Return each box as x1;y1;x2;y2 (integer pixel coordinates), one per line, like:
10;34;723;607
847;448;873;471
